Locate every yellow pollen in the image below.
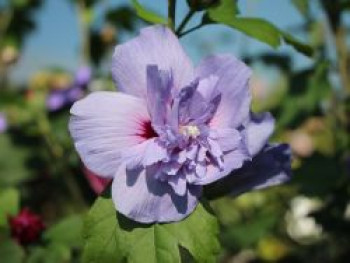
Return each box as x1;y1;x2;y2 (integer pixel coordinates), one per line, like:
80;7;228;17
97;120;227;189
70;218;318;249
180;125;200;137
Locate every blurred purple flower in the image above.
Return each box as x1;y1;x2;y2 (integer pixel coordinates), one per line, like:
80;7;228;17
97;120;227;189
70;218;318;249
46;87;84;112
74;66;91;87
46;67;91;112
69;25;291;223
0;112;7;133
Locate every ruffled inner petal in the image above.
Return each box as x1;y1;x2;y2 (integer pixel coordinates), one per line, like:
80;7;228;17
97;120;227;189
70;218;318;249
192;142;250;186
195;54;252;129
210;128;242;153
146;65;172;133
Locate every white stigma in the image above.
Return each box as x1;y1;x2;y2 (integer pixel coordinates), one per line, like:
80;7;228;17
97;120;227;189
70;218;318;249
179;125;200;138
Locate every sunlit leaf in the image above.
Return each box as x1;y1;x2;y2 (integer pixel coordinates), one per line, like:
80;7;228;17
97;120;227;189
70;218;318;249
207;16;281;48
130;0;167;24
291;0;309;16
0;240;25;263
0;188;19;227
276;62;330;129
282;31;314;57
11;0;29;8
0;135;33;187
222;212;278;248
82;190;220;263
67;0;100;8
207;0;239;18
44;214;84;248
27;244;71;263
206;1;314;56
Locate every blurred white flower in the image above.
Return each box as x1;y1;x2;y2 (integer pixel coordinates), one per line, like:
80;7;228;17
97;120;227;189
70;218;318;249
1;46;19;65
344;202;350;221
228;249;256;263
286;196;323;244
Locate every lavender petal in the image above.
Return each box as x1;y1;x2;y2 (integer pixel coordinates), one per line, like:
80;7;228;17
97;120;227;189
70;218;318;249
112;25;194;97
112;164;202;223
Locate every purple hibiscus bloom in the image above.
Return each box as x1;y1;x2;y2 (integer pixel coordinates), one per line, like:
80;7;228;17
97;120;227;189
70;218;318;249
69;25;291;223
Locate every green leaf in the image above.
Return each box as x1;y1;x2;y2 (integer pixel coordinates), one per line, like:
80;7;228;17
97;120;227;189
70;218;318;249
0;239;25;263
282;31;314;57
291;0;309;16
222;212;277;248
27;243;71;263
82;191;220;263
44;214;84;248
206;1;314;56
130;0;167;24
207;0;240;19
276;62;330;129
208;16;282;48
0;135;33;187
0;188;19;227
11;0;29;8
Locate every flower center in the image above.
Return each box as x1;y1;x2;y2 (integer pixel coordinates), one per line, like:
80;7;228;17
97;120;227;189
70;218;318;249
179;125;200;138
139;121;158;139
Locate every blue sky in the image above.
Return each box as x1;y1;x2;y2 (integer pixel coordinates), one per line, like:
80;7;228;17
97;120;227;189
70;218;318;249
11;0;319;83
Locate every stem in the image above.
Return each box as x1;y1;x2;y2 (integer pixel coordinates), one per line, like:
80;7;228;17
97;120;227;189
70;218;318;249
0;8;14;89
322;2;349;94
175;10;195;36
37;113;63;159
37;113;86;209
335;26;350;94
322;3;350;160
64;168;87;211
0;7;13;42
168;0;176;31
179;23;204;37
77;0;91;65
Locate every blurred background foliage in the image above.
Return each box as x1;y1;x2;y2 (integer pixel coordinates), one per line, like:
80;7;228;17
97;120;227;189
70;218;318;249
0;0;349;262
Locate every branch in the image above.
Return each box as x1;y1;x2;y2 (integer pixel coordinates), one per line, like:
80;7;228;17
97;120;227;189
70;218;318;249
168;0;176;31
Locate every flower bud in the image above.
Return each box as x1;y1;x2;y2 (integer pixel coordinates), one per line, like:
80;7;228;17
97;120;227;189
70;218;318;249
0;112;7;133
83;167;111;195
100;24;117;45
187;0;219;11
8;208;45;245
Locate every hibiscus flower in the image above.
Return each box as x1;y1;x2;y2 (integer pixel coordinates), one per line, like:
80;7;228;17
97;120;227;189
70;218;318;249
69;25;291;223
